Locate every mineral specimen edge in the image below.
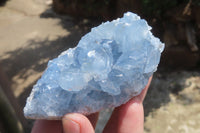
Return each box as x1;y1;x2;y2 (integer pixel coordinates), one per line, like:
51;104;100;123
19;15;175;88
24;12;164;120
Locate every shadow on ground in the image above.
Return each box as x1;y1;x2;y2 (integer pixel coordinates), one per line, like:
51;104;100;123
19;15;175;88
143;71;199;117
1;34;79;78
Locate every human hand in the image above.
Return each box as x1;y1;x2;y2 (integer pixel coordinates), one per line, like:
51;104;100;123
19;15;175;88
31;77;152;133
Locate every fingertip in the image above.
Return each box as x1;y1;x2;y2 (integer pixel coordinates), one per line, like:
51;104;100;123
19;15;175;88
62;114;80;133
103;100;144;133
133;76;152;103
103;76;152;133
62;113;95;133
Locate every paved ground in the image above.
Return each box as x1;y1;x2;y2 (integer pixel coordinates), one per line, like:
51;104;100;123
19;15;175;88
0;0;200;133
144;71;200;133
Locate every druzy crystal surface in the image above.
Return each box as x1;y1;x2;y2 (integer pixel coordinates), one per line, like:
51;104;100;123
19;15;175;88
24;12;164;119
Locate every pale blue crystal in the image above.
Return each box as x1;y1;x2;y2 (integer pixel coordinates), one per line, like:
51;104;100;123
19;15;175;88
24;12;164;119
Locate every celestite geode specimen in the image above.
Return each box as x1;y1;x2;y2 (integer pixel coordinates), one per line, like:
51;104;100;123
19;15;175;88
24;12;164;119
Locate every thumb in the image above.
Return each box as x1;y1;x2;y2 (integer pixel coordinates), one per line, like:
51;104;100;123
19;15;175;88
62;113;95;133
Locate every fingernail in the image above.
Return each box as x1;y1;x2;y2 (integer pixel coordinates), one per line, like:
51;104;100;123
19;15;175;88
62;115;80;133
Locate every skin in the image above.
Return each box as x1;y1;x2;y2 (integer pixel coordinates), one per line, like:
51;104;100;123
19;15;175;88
32;77;152;133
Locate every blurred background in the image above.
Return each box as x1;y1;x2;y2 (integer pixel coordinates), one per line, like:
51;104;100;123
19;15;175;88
0;0;200;132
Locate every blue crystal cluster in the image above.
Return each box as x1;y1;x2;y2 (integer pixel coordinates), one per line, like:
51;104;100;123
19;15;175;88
24;12;164;119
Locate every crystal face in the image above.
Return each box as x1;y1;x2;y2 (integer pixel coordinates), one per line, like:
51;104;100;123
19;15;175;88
24;12;164;119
